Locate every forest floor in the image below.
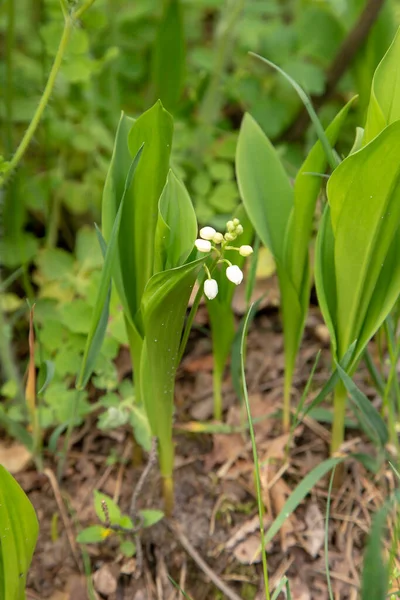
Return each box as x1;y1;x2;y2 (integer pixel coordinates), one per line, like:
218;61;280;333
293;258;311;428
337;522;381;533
8;281;397;600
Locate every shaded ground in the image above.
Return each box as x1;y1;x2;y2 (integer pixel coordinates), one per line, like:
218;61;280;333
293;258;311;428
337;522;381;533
10;302;397;599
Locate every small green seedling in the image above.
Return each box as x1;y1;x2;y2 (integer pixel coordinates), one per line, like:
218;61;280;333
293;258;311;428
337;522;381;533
77;491;163;559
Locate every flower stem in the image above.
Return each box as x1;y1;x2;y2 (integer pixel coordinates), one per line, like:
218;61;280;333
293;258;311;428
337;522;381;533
282;368;292;433
2;0;97;185
162;475;174;517
2;18;73;185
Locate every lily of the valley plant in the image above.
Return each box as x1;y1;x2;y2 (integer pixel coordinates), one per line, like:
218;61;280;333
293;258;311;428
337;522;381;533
99;101;252;511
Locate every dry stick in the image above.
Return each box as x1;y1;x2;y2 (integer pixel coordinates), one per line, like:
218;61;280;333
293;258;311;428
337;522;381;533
282;0;386;142
167;520;242;600
44;468;82;571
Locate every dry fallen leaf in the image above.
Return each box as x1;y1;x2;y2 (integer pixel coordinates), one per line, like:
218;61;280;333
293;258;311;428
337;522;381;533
0;442;32;474
93;565;117;596
303;503;325;558
226;514;271;564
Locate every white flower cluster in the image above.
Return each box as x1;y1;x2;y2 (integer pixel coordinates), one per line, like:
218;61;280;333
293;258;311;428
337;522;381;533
194;218;253;300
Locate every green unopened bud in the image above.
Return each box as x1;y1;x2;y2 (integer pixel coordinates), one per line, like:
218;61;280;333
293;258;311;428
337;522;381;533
236;224;243;236
226;220;235;233
232;218;240;227
212;232;224;244
224;232;236;242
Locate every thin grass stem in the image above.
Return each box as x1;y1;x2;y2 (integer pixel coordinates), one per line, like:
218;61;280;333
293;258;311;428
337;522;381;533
240;304;271;600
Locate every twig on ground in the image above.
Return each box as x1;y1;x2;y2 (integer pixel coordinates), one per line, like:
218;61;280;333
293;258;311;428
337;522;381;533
282;0;386;142
167;519;243;600
44;468;82;571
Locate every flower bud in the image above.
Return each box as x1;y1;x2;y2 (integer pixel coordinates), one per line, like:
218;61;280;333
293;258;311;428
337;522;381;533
195;239;212;253
236;224;243;236
212;232;224;244
226;265;243;285
204;278;218;300
233;218;240;226
239;245;253;257
226;220;235;233
200;226;216;241
224;232;236;242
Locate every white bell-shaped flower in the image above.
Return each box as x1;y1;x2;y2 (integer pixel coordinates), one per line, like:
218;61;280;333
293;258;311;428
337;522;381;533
200;226;217;241
204;278;218;300
239;245;253;257
195;239;212;253
226;265;243;285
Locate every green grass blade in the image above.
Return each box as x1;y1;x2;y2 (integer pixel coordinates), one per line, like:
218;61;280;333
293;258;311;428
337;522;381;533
325;467;335;600
241;303;271;599
249;52;338;171
336;363;389;448
264;457;344;546
77;146;143;390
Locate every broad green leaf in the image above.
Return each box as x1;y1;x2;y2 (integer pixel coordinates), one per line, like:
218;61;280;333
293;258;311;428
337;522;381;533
77;525;112;544
152;0;185;112
328;121;400;357
94;491;121;524
102;112;136;325
125;101;174;319
336;363;388;448
314;206;338;356
140;509;164;528
77;149;143;389
236;113;293;263
130;403;152;452
37;360;55;396
286;97;357;292
364;26;400;144
154;170;197;273
0;465;38;600
140;258;205;478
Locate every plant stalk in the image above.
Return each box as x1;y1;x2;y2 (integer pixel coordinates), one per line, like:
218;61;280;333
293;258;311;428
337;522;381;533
162;475;174;517
2;0;97;185
213;366;223;421
331;379;347;455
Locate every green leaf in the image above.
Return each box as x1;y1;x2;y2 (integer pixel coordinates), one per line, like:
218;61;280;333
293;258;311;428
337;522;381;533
328;121;400;359
94;491;121;525
0;465;38;600
364;26;400;144
125;101;174;321
37;360;55;396
336;363;389;448
314;205;338;357
140;509;164;528
154;170;197;273
140;258;205;478
152;0;185;111
360;493;400;600
236;113;293;263
77;148;143;389
120;540;136;557
130;404;152;452
76;525;112;544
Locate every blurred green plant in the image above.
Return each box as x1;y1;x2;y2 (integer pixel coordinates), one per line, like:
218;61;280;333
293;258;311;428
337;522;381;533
0;465;39;600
